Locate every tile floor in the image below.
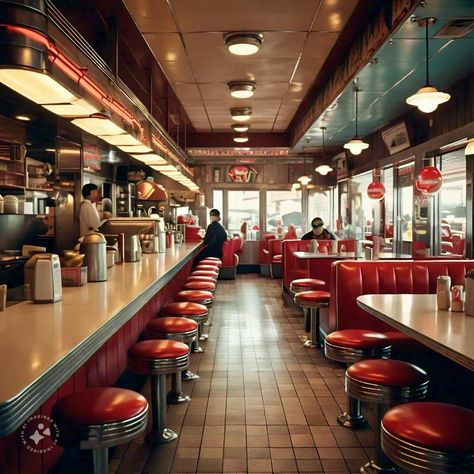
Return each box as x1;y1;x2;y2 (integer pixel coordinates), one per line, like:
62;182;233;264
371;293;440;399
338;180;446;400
110;274;379;474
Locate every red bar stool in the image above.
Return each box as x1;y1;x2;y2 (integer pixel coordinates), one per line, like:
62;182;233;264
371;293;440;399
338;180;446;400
182;280;216;294
194;264;219;273
190;270;218;280
145;317;198;404
128;340;189;444
324;329;391;428
175;289;214;339
186;275;216;284
294;290;330;348
200;258;222;267
346;359;429;473
52;388;148;474
161;301;209;353
202;257;221;263
382;402;474;473
289;278;326;293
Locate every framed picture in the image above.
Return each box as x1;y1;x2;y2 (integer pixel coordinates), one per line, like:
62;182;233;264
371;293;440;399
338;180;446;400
381;122;410;155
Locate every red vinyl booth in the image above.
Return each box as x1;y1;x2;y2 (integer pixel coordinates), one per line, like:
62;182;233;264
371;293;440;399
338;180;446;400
282;239;311;288
326;259;474;335
263;239;284;278
219;239;239;279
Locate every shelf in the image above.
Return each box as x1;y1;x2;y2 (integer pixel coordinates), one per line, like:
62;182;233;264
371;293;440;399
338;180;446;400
0;171;24;176
26;187;53;192
0;156;23;163
0;184;25;190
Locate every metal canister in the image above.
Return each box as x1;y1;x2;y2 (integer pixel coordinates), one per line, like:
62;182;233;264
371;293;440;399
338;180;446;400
436;275;451;310
451;285;464;312
80;232;107;282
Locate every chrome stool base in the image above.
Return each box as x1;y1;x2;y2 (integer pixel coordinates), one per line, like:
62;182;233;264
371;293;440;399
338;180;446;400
167;391;191;405
146;428;178;445
303;339;317;348
182;370;199;381
337;411;366;429
360;460;396;474
199;333;209;340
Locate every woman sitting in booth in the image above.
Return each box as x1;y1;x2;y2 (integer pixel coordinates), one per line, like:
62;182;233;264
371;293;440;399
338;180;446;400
301;217;336;240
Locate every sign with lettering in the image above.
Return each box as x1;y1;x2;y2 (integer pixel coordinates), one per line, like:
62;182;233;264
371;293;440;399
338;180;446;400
83;144;101;171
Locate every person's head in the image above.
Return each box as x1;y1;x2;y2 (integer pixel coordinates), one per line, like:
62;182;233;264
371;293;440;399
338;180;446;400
82;183;99;202
311;217;325;235
209;208;220;222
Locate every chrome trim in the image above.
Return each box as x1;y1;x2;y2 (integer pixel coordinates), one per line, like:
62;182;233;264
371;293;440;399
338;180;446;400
161;312;208;324
145;328;197;344
381;422;474;473
324;341;391;363
345;373;429;404
128;352;189;375
290;284;322;293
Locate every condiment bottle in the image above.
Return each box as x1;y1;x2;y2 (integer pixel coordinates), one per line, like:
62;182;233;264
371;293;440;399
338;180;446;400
465;270;474;317
436;275;451;310
450;285;464;312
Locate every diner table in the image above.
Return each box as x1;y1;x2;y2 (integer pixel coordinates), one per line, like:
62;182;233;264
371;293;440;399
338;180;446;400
357;294;474;371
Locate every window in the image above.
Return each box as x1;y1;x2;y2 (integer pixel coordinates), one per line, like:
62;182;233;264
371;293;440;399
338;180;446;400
213;189;223;213
351;171;373;240
266;190;302;236
308;189;331;233
382;167;394;245
227;190;259;236
396;162;415;245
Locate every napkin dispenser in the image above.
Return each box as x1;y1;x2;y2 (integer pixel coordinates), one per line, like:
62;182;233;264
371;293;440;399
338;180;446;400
24;254;62;303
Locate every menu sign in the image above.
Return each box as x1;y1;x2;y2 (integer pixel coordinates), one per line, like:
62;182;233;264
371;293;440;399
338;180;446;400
83;144;101;171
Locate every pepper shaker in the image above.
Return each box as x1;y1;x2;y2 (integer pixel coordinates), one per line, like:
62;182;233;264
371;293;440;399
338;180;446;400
436;275;451;310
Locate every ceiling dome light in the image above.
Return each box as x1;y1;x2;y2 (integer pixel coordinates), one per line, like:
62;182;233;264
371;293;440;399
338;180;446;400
406;18;450;113
15;115;31;121
343;83;369;155
231;123;250;133
466;138;474;156
224;32;263;55
315;165;333;176
297;175;312;186
406;86;450;113
233;134;249;143
228;81;256;99
343;138;369;155
230;107;252;122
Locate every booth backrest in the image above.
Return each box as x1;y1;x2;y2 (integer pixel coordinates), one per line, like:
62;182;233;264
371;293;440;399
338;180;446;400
282;239;310;289
268;239;283;259
258;234;276;264
221;239;236;266
316;239;356;253
329;260;474;333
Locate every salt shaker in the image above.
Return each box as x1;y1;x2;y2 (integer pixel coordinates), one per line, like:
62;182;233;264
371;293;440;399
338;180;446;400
436;275;451;310
450;285;464;312
464;270;474;317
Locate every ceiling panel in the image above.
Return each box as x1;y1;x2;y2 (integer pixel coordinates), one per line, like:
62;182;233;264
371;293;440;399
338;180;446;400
291;57;325;83
302;32;340;57
171;0;321;32
145;33;187;62
311;0;359;32
199;82;290;101
123;0;177;32
172;83;202;101
158;60;195;83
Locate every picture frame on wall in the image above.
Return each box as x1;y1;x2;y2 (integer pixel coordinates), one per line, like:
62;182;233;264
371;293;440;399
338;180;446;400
381;121;411;155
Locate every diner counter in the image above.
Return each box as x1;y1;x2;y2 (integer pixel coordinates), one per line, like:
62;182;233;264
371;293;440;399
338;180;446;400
0;242;202;436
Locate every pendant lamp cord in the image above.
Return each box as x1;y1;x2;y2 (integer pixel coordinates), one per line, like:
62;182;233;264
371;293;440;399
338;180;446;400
425;20;430;85
355;87;359;137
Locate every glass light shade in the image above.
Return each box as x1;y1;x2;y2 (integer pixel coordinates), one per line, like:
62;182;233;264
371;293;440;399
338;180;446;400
132;153;167;165
42;98;98;117
406;86;450;113
291;182;301;191
0;69;77;104
230;89;253;99
71;117;126;136
151;165;178;172
229;81;256;99
315;165;333;175
116;144;153;153
231;123;249;132
100;134;142;146
232;113;251;122
225;33;262;56
465;138;474;156
343;138;369;155
297;175;312;185
233;135;249;143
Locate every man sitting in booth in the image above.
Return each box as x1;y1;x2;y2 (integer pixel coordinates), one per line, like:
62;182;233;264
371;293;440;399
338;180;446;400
301;217;336;240
194;208;228;264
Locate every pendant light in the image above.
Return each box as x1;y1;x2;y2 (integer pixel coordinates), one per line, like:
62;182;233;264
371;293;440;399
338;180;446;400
297;140;312;185
406;17;450;113
228;81;256;99
465;138;474;156
315;126;333;175
230;107;252;122
231;123;250;133
224;32;263;56
344;84;369;155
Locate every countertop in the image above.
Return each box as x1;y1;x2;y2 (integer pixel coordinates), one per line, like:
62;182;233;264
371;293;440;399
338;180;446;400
357;294;474;371
0;242;201;436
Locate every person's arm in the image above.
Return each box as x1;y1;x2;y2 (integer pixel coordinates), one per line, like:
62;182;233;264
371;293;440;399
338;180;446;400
203;223;217;246
81;203;101;233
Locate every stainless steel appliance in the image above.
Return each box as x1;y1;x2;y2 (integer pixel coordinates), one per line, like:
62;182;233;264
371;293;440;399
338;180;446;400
24;253;62;303
80;232;107;282
126;234;142;262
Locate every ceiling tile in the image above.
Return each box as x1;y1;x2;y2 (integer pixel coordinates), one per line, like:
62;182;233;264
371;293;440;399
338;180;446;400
172;83;202;101
198;83;290;101
302;32;340;57
291;57;324;83
172;0;321;32
159;60;195;83
311;0;358;32
145;33;187;62
123;0;177;32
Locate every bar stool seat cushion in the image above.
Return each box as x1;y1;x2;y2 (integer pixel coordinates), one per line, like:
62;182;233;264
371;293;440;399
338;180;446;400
175;290;213;302
290;278;326;289
382;402;474;453
347;359;428;387
295;290;330;304
190;270;217;280
326;329;390;349
200;259;222;267
186;276;216;283
147;317;197;333
183;281;216;292
129;340;189;360
203;257;221;262
161;302;208;316
194;265;219;272
52;387;148;425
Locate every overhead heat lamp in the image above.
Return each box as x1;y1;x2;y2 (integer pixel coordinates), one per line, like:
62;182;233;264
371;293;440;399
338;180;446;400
406;18;450;113
344;83;369;155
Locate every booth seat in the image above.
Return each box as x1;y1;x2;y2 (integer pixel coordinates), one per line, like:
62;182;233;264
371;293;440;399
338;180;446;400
326;259;474;335
219;239;239;279
258;234;276;264
282;239;311;288
262;239;284;278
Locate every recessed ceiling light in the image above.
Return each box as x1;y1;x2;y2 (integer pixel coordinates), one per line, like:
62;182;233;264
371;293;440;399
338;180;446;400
45;148;56;152
15;115;31;121
230;107;252;122
224;32;263;55
233;134;249;143
228;81;256;99
231;123;250;133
